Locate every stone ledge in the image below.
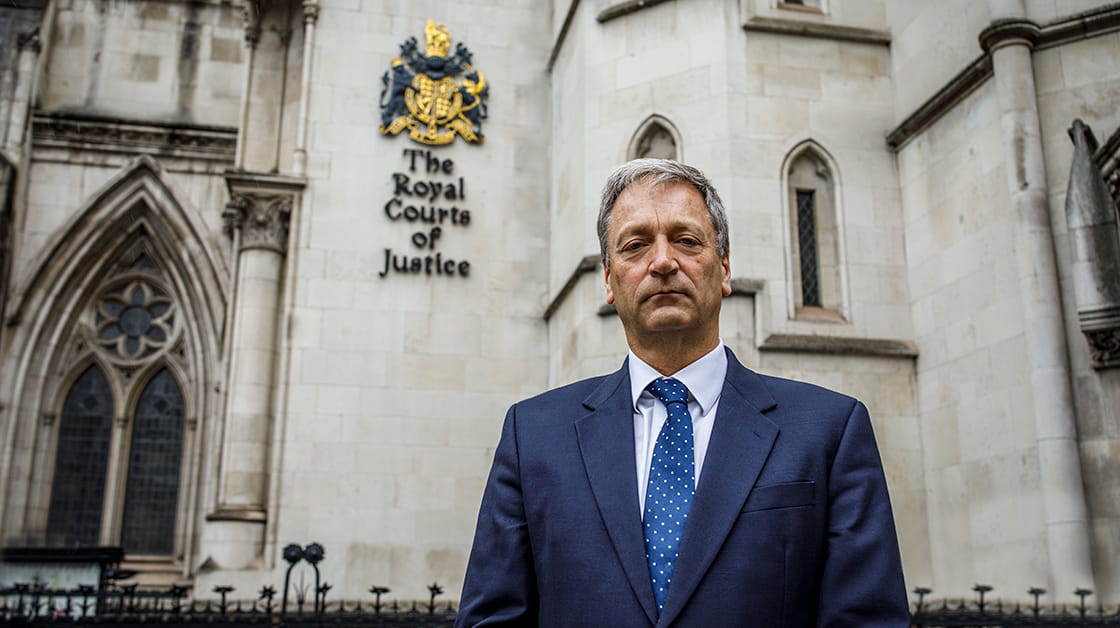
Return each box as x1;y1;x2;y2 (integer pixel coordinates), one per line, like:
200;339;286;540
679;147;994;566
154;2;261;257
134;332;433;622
544;254;600;321
759;333;918;358
548;0;582;73
205;506;267;523
597;0;675;24
888;6;1120;151
742;17;890;45
32;111;237;163
886;55;993;151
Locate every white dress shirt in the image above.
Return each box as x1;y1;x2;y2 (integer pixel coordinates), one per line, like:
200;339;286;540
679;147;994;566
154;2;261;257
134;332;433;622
627;342;727;514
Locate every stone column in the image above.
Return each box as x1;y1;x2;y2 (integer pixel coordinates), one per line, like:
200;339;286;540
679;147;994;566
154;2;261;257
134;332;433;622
3;31;40;157
234;3;260;169
980;15;1096;600
292;0;319;176
207;172;303;569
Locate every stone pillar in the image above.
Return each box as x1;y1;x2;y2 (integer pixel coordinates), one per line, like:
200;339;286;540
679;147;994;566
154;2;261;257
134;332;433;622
234;3;260;169
292;0;319;176
980;16;1096;600
207;172;303;569
2;30;40;158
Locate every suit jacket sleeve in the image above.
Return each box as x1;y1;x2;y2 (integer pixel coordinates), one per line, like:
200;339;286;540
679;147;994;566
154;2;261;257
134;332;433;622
815;400;910;628
455;405;539;628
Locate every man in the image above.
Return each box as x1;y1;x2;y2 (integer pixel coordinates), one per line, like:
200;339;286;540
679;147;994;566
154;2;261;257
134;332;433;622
456;159;909;627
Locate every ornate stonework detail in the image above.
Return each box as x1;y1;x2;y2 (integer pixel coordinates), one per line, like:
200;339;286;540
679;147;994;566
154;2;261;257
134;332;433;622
95;279;175;362
89;274;181;369
241;2;261;46
1067;120;1120;369
32;113;237;162
302;0;320;25
979;18;1041;53
223;193;293;253
1085;329;1120;368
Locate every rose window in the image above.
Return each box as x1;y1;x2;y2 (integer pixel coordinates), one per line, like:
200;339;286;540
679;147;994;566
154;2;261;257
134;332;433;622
95;280;175;361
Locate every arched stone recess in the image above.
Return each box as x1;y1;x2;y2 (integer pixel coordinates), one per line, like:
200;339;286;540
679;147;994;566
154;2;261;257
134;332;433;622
779;139;850;323
627;114;683;161
0;155;226;575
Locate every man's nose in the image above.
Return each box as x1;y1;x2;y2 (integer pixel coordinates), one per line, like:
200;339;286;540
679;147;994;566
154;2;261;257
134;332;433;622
648;238;678;275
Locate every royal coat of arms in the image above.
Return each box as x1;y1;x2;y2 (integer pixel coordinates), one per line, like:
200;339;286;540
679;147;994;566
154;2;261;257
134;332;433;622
379;20;489;145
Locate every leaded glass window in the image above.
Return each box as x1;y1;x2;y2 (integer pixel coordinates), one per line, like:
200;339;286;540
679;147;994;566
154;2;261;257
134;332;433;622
46;365;113;546
796;189;821;308
121;369;184;555
44;252;189;558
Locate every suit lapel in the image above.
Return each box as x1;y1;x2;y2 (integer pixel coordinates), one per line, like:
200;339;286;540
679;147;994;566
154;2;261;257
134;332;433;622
657;351;780;627
575;361;659;625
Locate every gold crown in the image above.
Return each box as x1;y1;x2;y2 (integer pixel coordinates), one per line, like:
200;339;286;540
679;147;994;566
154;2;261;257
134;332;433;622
424;20;451;58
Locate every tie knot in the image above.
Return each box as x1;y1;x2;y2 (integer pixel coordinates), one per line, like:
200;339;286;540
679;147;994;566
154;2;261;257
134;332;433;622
647;377;690;406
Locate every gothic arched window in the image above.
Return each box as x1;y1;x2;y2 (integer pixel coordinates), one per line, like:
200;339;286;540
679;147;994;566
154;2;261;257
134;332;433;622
785;143;846;321
121;369;185;555
43;250;189;557
45;365;113;547
628;115;682;161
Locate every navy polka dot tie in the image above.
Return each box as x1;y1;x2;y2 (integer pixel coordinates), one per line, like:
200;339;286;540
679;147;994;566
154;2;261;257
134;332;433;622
643;377;695;613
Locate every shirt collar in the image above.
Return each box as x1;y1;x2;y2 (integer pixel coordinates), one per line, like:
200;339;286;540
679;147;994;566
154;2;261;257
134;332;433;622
627;341;727;415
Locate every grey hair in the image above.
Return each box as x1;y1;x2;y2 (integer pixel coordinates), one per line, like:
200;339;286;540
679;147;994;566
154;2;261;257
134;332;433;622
596;158;730;266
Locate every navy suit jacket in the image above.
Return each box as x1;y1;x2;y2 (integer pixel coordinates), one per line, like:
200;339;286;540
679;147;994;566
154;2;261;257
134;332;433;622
456;348;909;627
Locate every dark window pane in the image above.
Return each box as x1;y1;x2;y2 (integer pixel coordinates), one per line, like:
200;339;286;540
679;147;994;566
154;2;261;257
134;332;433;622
102;300;124;317
796;189;820;307
46;366;113;547
120;369;184;555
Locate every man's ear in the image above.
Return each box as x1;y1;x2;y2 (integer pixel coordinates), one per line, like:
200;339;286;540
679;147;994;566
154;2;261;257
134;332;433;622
721;254;732;297
604;260;615;304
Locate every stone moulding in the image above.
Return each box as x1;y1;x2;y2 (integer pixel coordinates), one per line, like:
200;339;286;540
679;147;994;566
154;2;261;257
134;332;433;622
597;0;675;24
548;0;580;73
32;112;237;163
741;17;891;45
887;5;1120;151
759;333;919;358
544;254;599;321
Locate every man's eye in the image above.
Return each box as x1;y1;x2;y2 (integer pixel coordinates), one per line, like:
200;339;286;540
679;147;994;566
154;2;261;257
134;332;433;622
679;237;699;245
624;242;644;251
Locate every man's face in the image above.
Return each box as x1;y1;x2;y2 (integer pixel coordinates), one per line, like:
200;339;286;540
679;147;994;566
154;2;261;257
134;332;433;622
604;180;731;343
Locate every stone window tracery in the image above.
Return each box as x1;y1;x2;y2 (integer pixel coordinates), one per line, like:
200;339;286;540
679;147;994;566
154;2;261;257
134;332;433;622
95;279;175;362
44;250;190;558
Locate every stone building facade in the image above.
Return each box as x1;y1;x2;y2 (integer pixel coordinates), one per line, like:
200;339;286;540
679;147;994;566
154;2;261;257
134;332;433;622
0;0;1118;608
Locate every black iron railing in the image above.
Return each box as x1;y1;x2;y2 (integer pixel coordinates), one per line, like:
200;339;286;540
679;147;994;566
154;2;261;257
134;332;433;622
911;585;1120;627
4;541;1119;627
